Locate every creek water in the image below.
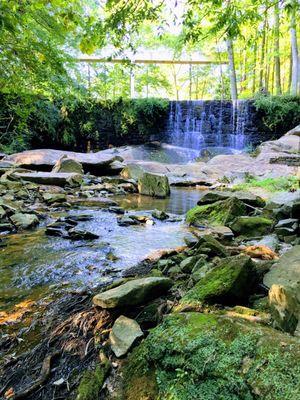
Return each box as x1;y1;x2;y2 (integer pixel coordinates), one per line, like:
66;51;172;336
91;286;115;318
0;188;201;312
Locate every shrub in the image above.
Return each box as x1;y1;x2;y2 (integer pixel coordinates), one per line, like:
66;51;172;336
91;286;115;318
254;94;300;133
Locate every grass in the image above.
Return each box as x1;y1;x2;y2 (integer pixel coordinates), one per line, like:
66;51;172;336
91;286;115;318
232;176;299;193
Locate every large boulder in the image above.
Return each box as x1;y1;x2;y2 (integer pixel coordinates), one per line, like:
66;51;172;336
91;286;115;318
10;213;39;230
138;172;170;198
120;164;145;181
122;312;300;400
186;197;246;227
180;255;257;307
109;316;143;357
263;245;300;290
93;277;173;309
3;148;123;175
198;190;266;208
52;155;84;174
269;284;300;335
13;172;82;187
230;216;273;237
285;124;300;137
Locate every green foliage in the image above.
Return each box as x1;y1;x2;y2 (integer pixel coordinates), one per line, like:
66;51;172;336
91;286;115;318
124;312;300;400
0;94;169;153
232;176;299;192
254;95;300;132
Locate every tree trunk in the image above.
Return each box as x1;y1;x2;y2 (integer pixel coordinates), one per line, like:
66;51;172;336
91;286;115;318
259;11;267;90
274;1;282;94
252;39;257;95
226;37;238;100
290;8;299;95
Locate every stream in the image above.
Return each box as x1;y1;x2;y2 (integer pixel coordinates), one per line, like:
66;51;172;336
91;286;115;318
0;188;202;313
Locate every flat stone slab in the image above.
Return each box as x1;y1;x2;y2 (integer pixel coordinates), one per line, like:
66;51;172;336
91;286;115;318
3;148;123;175
109;315;143;357
14;172;82;186
67;196;117;207
264;245;300;290
93;277;173;308
198;190;265;207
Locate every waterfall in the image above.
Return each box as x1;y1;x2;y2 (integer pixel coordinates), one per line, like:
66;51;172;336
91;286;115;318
165;100;250;152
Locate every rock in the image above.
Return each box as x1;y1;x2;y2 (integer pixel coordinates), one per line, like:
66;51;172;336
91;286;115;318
275;218;299;236
122;312;300;400
117;215;141;226
107;206;125;215
10;213;39;230
245;234;279;252
109;316;143;357
230;216;273;237
179;256;199;273
195;235;229;257
67;196;117;207
285;124;300;137
186;197;246;226
3;148;123;175
181;255;257;306
93;277;173;309
14;172;82;187
151;209;169;220
52;155;84;174
263;245;300;290
42;192;67;205
67;228;99;240
198;190;266;208
120;164;145;181
269;284;300;335
138;172;170;198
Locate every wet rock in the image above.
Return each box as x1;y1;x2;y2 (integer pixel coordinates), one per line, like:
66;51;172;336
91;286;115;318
151;209;169;220
67;228;99;240
0;223;13;232
230;216;273;237
181;255;257;306
45;226;66;237
107;206;125;215
109;315;143;357
117;215;141;226
245;234;279;252
14;172;82;187
269;284;300;335
275;218;299;236
138;172;170;198
93;277;173;309
186;197;246;227
52;155;84;174
263;245;300;290
198;190;266;208
10;213;39;230
179;256;200;273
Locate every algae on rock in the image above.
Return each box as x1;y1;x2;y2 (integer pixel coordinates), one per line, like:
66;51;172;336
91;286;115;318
186;197;246;226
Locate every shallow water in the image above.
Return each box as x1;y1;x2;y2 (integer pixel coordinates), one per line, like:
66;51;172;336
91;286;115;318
0;188;200;310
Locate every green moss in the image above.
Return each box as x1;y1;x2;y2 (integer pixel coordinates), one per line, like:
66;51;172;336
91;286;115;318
122;312;300;400
230;216;273;237
186;197;246;226
76;362;110;400
181;255;257;307
232;176;299;193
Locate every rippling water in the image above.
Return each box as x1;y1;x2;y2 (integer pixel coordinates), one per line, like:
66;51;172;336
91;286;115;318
0;188;200;310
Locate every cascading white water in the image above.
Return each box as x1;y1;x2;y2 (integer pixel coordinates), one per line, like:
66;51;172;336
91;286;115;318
166;100;250;152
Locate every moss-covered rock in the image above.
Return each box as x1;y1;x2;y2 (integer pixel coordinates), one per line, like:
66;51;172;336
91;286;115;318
195;234;229;257
186;197;246;226
138;172;170;198
230;216;273;237
122;312;300;400
76;361;110;400
181;255;257;307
